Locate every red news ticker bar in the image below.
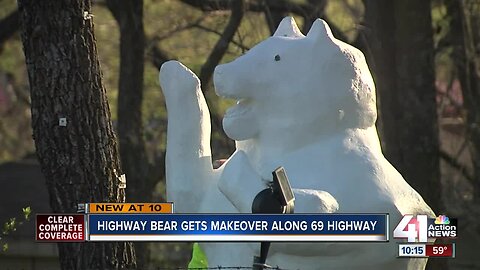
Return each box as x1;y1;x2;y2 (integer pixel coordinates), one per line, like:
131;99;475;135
426;244;455;258
36;214;85;242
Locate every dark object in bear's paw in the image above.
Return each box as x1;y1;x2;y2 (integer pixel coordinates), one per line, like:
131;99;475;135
252;188;284;214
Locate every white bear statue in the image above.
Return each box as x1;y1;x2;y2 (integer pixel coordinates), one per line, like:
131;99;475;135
159;17;434;270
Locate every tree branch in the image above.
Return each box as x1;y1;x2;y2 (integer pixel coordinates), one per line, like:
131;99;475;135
199;0;245;88
179;0;231;11
302;0;326;33
148;44;176;70
263;2;286;34
439;149;475;184
181;0;349;43
195;24;250;51
180;0;312;16
0;10;20;45
149;150;165;185
148;16;206;45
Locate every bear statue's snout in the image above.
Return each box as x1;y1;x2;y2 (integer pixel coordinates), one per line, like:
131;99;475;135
213;65;223;96
214;64;224;75
213;65;223;84
214;64;232;98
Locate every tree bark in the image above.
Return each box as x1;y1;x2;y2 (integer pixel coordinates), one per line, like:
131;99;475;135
106;0;157;267
362;0;397;152
363;0;442;211
392;0;441;213
456;0;480;201
18;0;136;269
363;1;444;268
105;0;152;209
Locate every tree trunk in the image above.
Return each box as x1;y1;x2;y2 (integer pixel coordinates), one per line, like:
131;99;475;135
18;0;136;269
363;1;444;269
363;0;442;211
105;0;151;211
361;0;397;155
457;0;480;201
392;0;441;213
106;0;154;268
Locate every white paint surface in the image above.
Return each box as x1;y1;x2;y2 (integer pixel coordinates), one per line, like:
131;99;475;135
159;17;434;270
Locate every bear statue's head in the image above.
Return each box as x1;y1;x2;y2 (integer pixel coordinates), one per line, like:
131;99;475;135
214;17;377;144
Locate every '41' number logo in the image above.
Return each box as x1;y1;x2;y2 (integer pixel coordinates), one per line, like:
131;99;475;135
393;215;428;243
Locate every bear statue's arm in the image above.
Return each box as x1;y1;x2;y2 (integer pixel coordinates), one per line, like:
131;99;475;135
218;150;339;214
160;61;214;213
291;188;339;213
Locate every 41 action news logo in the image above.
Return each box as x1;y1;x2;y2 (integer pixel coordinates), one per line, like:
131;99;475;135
393;215;457;243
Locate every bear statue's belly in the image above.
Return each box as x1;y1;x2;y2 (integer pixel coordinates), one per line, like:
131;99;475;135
195;170;420;269
194;151;431;270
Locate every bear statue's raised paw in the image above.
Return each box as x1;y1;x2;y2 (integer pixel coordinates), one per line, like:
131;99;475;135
159;60;201;100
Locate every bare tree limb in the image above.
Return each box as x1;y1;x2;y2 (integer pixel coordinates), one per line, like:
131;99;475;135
195;24;250;51
179;0;232;11
439;149;475;184
182;0;350;42
302;0;326;33
148;44;176;70
0;10;19;45
199;0;245;88
12;86;31;106
180;0;313;18
150;150;165;181
145;12;249;70
263;2;286;34
148;16;206;45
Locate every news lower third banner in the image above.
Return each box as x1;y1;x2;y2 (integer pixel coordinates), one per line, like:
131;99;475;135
87;214;388;242
36;203;388;242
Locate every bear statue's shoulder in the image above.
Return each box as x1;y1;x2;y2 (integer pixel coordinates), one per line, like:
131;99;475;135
370;158;436;218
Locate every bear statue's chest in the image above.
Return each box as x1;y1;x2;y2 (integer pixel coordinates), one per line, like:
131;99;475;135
244;147;396;212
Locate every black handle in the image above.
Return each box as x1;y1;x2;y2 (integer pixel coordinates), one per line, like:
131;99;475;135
251;167;295;269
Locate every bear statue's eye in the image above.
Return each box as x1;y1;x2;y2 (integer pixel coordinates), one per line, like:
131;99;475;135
274;54;281;61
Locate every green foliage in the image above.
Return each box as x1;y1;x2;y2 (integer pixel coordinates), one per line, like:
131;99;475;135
0;206;32;252
2;218;17;235
22;206;32;221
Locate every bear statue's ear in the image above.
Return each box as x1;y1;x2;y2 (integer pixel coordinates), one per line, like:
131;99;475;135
307;19;334;42
273;16;304;38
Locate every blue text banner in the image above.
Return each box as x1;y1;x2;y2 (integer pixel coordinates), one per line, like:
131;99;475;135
87;214;388;242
